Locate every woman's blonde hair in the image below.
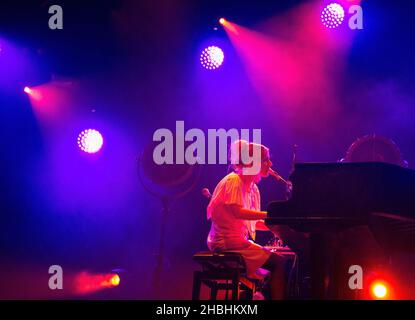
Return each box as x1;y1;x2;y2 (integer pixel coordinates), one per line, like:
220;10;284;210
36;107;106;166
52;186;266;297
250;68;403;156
228;139;269;173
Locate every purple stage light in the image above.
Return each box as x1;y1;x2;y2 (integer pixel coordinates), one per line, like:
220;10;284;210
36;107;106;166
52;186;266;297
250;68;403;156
77;129;104;154
321;3;345;29
200;46;224;70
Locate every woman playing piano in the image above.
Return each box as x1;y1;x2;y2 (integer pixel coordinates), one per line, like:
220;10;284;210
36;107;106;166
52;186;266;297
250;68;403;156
206;139;286;299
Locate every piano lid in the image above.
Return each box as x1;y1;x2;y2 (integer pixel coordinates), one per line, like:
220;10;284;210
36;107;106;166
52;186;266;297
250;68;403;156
267;162;415;218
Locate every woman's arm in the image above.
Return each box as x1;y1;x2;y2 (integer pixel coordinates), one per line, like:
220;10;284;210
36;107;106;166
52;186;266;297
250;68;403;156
226;204;267;220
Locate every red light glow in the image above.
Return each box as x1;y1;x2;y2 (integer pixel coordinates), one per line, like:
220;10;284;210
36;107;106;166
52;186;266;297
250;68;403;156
370;281;390;300
74;272;121;295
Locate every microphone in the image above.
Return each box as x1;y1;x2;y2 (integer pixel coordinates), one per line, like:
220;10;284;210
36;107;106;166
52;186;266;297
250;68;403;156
269;168;293;195
269;168;284;182
269;168;291;185
202;188;212;199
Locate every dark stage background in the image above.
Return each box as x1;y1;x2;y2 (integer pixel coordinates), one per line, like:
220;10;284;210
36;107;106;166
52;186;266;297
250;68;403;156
0;0;414;299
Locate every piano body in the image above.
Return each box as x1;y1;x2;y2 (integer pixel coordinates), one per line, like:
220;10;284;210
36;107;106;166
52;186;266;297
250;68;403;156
266;162;415;299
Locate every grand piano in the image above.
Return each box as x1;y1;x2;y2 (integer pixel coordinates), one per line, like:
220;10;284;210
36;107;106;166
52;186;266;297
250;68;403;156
266;162;415;299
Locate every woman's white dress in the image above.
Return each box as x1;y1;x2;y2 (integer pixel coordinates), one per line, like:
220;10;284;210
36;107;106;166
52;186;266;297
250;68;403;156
207;172;270;278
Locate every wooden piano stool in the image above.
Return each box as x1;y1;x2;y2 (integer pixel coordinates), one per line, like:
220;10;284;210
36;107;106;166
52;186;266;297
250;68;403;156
192;251;260;300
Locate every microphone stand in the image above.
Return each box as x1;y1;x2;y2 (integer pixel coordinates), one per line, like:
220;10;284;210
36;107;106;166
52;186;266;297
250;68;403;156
137;155;202;298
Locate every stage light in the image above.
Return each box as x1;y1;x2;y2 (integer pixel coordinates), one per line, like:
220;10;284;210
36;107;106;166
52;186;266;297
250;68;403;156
373;284;387;298
219;18;226;25
200;46;224;70
23;86;43;101
110;274;120;286
74;272;121;295
321;3;345;29
99;273;120;288
371;281;389;299
77;129;104;154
